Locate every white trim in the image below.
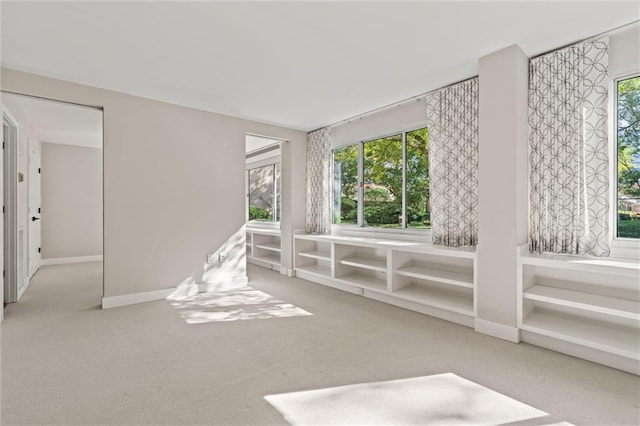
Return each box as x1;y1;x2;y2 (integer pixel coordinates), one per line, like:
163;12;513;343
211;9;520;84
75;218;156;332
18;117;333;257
103;276;249;309
474;318;520;343
609;73;640;259
102;288;174;309
332;224;431;240
521;330;639;375
17;276;30;300
41;255;103;266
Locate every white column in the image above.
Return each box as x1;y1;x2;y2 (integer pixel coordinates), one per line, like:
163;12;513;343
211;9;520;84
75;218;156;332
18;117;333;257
475;44;529;342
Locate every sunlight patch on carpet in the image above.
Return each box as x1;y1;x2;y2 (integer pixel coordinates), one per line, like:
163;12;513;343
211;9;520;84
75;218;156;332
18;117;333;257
168;286;312;324
265;373;570;425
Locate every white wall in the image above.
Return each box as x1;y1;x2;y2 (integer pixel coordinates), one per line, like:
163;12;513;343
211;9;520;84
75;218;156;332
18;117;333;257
331;97;430;148
41;142;102;259
476;44;529;341
609;24;639;79
1;68;307;299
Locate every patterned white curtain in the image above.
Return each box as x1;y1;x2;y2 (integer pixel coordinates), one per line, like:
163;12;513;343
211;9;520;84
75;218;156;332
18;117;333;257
529;38;609;257
305;128;332;234
426;77;479;247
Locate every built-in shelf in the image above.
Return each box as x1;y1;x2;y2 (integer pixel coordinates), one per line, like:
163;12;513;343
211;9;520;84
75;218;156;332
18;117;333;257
247;229;281;270
393;284;473;316
296;264;331;277
522;310;639;360
340;256;386;272
298;250;331;261
255;243;281;253
338;272;387;292
524;285;640;320
395;265;473;289
293;234;477;328
518;247;640;374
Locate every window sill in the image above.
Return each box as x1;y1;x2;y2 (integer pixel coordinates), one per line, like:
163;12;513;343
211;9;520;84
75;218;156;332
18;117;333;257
246;222;280;231
331;224;431;242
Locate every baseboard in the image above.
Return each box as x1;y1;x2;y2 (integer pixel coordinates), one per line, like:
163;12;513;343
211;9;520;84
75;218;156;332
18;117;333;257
475;318;520;343
42;255;103;266
521;330;640;375
279;266;296;277
102;288;174;309
102;276;249;309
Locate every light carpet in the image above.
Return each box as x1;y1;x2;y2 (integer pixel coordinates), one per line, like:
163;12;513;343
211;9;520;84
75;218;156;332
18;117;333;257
265;373;571;426
167;285;312;324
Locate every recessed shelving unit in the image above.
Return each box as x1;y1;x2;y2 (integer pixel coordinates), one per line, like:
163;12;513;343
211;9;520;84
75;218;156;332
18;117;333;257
294;237;332;279
246;228;281;271
294;234;477;327
517;250;640;374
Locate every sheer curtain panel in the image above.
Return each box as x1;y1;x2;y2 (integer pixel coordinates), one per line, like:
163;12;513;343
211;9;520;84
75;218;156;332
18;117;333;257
426;77;480;247
305;128;332;234
529;38;609;257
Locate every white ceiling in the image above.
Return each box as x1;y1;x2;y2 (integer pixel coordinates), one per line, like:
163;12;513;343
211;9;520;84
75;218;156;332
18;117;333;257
1;1;637;132
2;92;103;148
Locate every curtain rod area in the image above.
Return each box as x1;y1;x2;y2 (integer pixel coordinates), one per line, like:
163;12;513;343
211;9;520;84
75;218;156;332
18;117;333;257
312;75;477;134
530;18;638;60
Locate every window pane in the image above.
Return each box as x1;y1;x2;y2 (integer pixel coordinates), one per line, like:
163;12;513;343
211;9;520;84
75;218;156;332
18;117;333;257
617;76;640;239
406;127;430;229
333;144;359;224
363;134;403;228
248;165;274;222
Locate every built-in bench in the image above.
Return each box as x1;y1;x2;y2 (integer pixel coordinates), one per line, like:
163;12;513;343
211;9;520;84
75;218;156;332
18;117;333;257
294;233;477;328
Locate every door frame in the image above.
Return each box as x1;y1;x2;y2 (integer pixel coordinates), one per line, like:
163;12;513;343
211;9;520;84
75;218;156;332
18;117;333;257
27;144;41;278
3;105;20;306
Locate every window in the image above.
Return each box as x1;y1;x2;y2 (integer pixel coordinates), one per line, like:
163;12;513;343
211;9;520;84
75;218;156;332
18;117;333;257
333;144;359;224
332;126;429;230
616;75;640;239
247;163;280;222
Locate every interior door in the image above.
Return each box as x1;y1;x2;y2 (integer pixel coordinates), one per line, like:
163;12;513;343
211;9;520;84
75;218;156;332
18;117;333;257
28;146;41;277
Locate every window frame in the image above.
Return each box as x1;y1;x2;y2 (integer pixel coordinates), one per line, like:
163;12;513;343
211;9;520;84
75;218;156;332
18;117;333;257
246;157;281;226
609;73;640;258
331;123;431;236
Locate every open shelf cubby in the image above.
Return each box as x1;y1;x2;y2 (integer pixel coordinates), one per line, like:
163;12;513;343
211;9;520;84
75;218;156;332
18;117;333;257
295;237;332;278
334;243;388;293
391;251;475;316
247;228;281;269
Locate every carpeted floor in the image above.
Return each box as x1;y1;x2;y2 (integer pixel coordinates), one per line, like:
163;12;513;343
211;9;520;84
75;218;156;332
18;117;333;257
168;286;312;324
1;262;638;425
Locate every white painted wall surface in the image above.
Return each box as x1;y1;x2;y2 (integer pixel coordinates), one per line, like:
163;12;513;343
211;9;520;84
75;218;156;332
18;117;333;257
476;44;529;337
330;97;430;148
1;68;307;298
41;142;102;259
609;25;640;79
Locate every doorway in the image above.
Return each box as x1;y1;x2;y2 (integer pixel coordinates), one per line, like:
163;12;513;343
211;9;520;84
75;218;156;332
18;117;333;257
1;92;103;319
